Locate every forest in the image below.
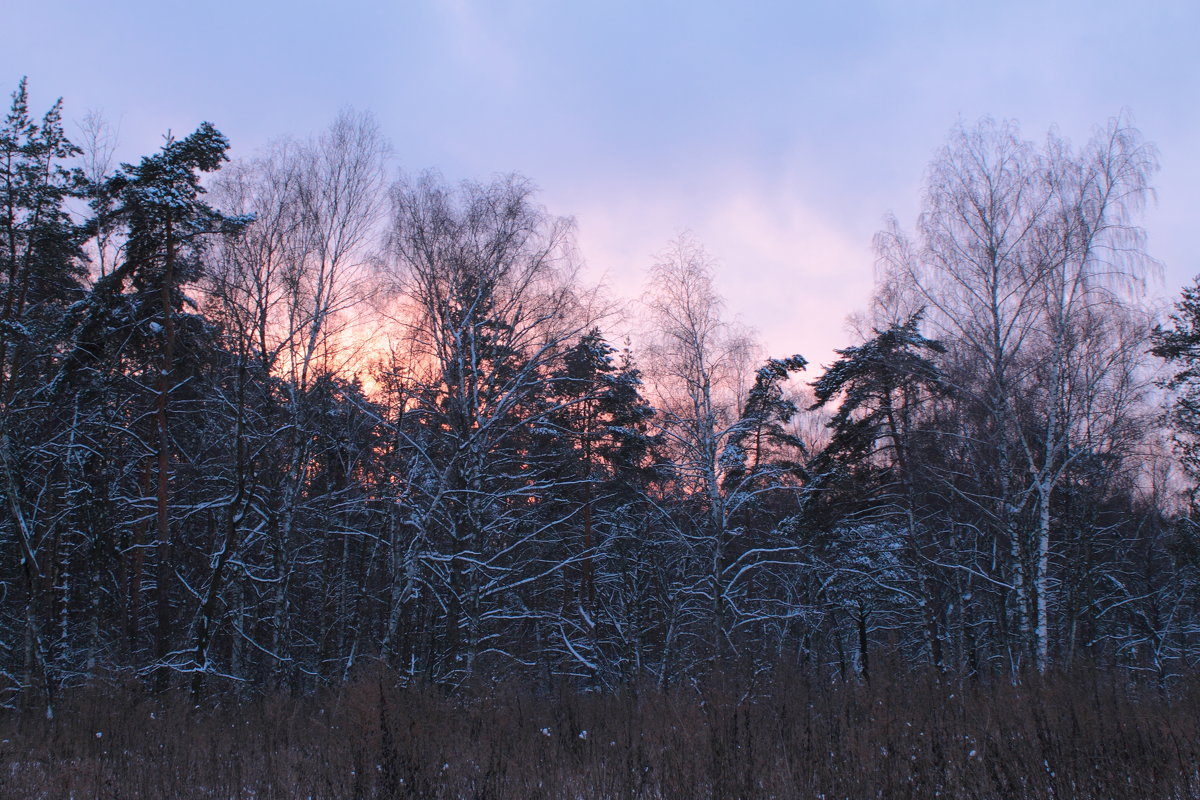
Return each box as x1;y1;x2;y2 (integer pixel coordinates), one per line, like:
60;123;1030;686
4;77;1200;796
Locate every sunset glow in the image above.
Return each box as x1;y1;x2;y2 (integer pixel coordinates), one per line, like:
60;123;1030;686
5;1;1196;369
4;3;1200;794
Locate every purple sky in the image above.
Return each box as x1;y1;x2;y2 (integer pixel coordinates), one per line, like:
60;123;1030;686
5;0;1198;369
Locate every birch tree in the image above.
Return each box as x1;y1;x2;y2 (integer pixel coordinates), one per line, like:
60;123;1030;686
643;234;806;667
877;115;1156;670
382;172;594;682
201;110;388;689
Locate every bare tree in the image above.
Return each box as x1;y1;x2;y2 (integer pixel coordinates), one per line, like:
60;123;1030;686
642;233;807;667
75;110;120;278
380;171;596;682
197;110;388;690
876;115;1157;670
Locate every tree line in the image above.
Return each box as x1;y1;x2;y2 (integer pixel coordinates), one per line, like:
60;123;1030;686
3;79;1199;713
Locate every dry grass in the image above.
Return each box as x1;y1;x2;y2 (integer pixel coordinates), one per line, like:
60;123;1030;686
2;667;1198;799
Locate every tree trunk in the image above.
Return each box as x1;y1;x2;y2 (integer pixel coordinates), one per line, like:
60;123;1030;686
153;214;176;693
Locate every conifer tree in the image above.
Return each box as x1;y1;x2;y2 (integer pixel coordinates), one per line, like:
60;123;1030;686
0;79;86;715
810;312;948;668
1153;281;1200;500
63;123;248;689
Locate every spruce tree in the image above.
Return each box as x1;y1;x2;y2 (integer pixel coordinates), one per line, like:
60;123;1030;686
0;78;86;716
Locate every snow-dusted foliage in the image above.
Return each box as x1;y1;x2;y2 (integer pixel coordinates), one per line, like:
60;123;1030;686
0;85;1196;709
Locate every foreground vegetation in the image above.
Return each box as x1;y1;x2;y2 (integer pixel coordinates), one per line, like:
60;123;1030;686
4;668;1198;799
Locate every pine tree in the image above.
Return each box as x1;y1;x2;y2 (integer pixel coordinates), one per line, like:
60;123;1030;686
58;123;248;690
810;311;944;507
809;311;948;671
721;354;807;492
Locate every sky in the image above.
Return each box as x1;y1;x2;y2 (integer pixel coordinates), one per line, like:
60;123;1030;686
4;0;1199;371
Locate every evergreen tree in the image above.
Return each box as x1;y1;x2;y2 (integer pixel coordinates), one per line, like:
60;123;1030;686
721;354;807;492
1153;280;1200;499
57;122;248;690
0;79;86;715
808;311;948;671
0;79;85;395
810;311;944;501
538;329;660;684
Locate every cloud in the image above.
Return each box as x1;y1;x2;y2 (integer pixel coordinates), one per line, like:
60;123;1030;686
561;169;874;370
